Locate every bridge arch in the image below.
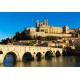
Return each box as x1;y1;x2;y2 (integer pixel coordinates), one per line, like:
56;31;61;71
55;50;61;57
62;50;66;56
36;52;42;59
3;52;17;64
22;52;34;62
45;50;53;58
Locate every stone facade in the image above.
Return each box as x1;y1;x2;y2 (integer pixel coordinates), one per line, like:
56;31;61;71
36;19;69;34
24;19;72;37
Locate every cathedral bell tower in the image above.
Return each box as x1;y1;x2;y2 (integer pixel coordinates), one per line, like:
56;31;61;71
36;20;39;28
36;20;40;31
43;19;48;26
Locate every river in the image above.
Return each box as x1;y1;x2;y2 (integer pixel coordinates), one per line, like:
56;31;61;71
0;56;80;67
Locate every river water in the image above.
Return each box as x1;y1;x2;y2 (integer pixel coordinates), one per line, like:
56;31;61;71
0;56;80;67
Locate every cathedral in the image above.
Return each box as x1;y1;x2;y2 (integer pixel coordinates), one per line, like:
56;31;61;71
24;19;74;37
36;19;69;34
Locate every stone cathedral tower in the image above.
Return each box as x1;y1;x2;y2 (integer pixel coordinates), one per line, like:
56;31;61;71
36;20;39;28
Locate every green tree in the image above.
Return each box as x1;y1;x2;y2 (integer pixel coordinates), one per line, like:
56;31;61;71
26;42;34;46
37;36;42;40
13;32;21;41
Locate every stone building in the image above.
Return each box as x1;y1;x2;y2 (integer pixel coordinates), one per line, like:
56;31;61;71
36;19;69;34
23;19;77;38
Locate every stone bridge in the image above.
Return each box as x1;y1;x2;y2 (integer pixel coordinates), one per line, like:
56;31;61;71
0;45;63;64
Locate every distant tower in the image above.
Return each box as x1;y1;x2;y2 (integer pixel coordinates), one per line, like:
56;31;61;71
43;19;48;26
63;26;69;33
46;19;48;25
36;20;39;28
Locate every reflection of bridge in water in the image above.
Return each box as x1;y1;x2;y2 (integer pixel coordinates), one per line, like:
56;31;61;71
0;45;63;64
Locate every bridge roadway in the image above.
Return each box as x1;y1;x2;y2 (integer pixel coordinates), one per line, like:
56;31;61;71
0;45;63;64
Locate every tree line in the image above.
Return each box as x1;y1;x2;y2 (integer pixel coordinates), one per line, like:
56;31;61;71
0;31;62;44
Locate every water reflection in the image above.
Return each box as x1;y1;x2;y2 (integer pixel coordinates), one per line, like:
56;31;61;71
4;62;16;67
1;56;80;67
37;58;42;62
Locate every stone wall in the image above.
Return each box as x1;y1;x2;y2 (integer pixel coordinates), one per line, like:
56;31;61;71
29;32;72;37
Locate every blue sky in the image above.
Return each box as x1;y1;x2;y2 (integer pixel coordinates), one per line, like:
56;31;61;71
0;12;80;40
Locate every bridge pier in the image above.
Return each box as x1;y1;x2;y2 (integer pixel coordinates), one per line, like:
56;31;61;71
0;55;4;64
